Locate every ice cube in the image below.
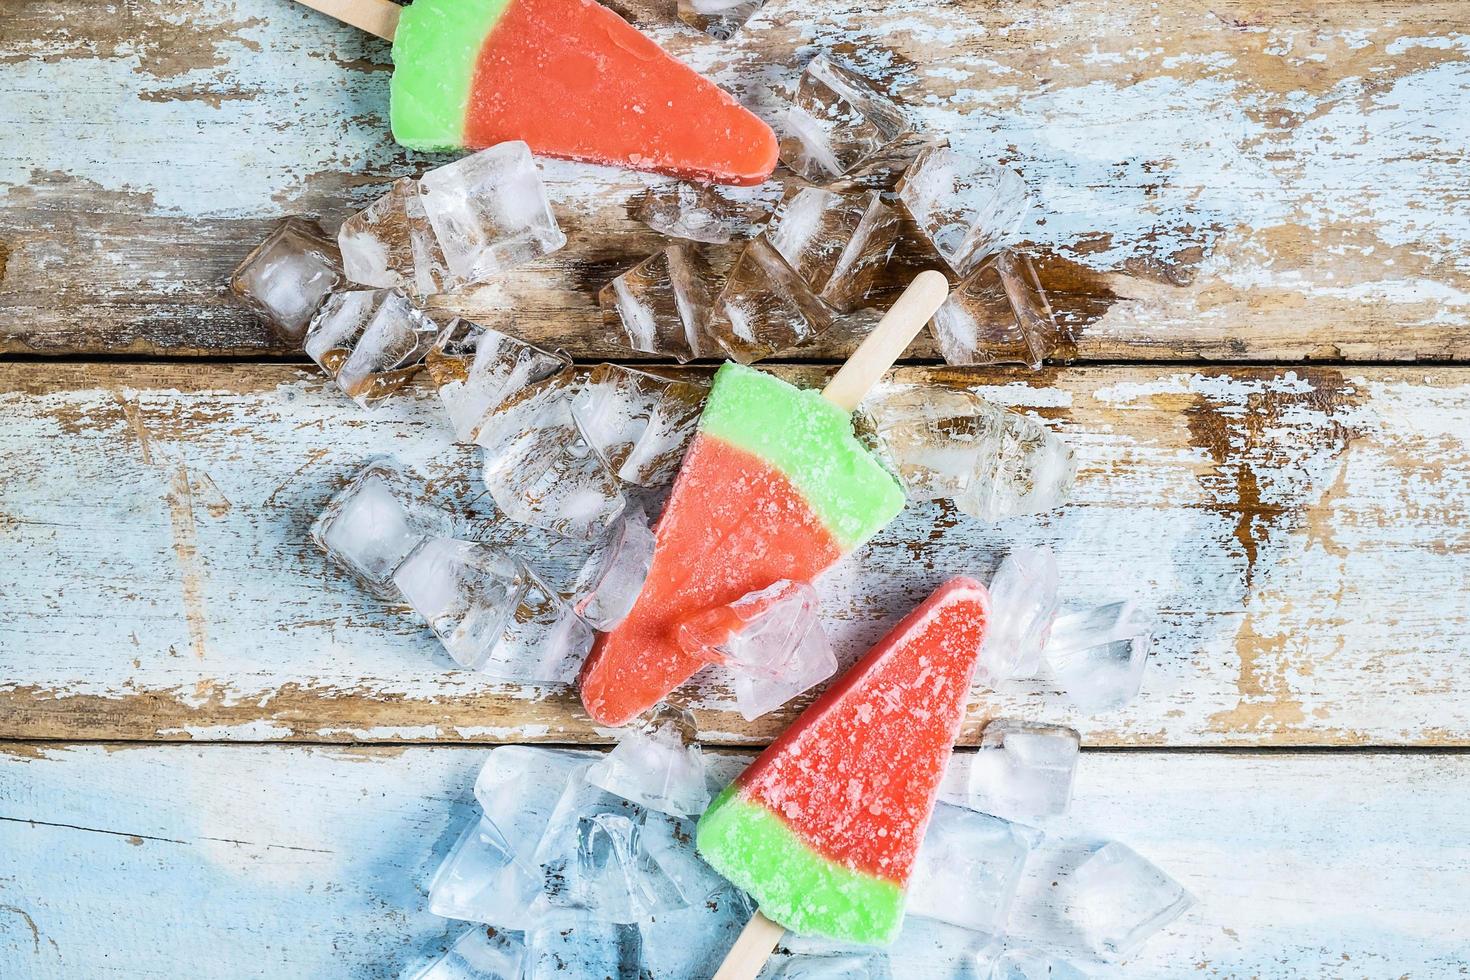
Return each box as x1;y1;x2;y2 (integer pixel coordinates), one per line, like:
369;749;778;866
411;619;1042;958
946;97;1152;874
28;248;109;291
391;538;529;671
492;565;594;684
775;954;893;979
303;288;440;407
533;765;692;922
966;719;1080;820
908;802;1039;935
425;319;570;442
599;245;716;363
676;0;765;40
861;385;1077;522
571;504;656;630
523;920;643;980
231;217;344;342
971;943;1091;980
478;373;627;539
428;816;541;928
766;187;900;313
587;703;710;817
338;176;461;298
1045;601;1154;712
706;236;836;364
310;459;447;598
977;546;1060;686
898;147;1031;276
418;141;566;283
932;251;1061;369
779;55;914;182
677;580;837;720
571;363;708;487
1067;841;1194;958
409;925;525;980
633;182;744;244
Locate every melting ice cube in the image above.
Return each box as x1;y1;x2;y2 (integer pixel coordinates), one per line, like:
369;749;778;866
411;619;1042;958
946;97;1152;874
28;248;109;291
310;458;447;599
932;250;1061;369
677;0;765;40
779;55;914;181
908;802;1040;935
774;953;893;979
409;925;525;980
418;141;566;283
231;217;344;343
425;319;570;443
978;546;1060;686
571;363;708;487
898;146;1031;277
1044;601;1155;712
428;816;542;929
1066;841;1194;958
706;236;836;364
303;288;440;407
766;187;900;313
966;719;1080;820
633;182;746;244
599;245;716;363
570;503;656;630
338;176;461;297
391;538;530;672
586;702;710;817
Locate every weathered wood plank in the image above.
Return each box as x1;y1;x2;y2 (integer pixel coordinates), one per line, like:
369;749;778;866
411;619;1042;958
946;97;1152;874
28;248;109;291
1;744;1466;978
2;0;1467;359
2;362;1467;745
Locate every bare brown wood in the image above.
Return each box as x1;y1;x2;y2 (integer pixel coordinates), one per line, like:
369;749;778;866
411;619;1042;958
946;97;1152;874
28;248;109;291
2;361;1466;746
1;0;1467;359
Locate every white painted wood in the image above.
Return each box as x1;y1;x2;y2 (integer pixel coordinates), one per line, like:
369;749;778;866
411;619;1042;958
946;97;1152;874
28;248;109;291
3;363;1468;745
1;744;1466;978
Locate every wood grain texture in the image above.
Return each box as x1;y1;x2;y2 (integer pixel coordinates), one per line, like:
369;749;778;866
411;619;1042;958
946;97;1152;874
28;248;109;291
3;362;1466;746
2;0;1467;359
2;744;1466;978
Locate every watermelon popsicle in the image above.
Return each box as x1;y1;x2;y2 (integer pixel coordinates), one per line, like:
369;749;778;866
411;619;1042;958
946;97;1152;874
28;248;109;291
578;271;952;727
698;578;990;964
292;0;779;184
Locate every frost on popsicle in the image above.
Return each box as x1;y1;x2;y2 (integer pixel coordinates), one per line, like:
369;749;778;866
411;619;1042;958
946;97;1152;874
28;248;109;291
861;385;1077;523
766;187;900;313
778;55;916;182
586;703;710;817
303;287;440;407
931;249;1063;369
424;318;570;443
231;217;343;343
600;245;717;363
678;580;838;720
898;146;1032;277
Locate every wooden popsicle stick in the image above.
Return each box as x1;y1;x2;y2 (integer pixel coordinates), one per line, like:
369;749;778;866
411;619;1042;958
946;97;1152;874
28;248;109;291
712;910;787;980
821;269;950;412
293;0;401;40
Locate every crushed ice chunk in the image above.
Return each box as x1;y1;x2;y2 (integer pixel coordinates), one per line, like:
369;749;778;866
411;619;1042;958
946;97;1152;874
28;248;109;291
971;942;1092;980
523;920;643;980
1067;841;1194;958
391;538;529;672
1045;601;1155;712
677;580;837;720
428;816;541;928
766;187;900;313
677;0;765;40
908;802;1039;935
862;386;1077;523
409;924;525;980
491;565;594;684
310;458;447;599
231;216;344;343
778;55;914;182
966;719;1080;820
571;363;708;487
706;236;836;364
477;372;627;540
587;703;710;817
570;503;656;630
425;319;569;443
418;141;566;283
338;176;461;298
634;182;744;244
932;250;1061;369
599;245;716;363
978;546;1060;686
303;288;439;407
898;146;1031;276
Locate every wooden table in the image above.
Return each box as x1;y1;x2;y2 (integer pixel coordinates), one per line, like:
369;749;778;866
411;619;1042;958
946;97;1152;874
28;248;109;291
2;0;1468;975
